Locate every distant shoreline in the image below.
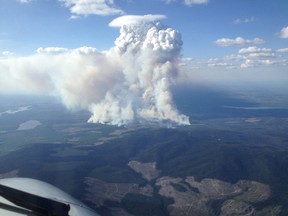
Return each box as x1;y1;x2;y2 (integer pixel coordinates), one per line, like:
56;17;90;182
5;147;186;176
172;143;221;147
223;106;288;110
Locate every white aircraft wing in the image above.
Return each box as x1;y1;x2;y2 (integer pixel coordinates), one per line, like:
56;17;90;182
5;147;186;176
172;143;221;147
0;177;100;216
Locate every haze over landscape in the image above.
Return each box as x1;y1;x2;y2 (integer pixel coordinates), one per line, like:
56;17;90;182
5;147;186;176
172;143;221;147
1;0;288;125
0;0;288;215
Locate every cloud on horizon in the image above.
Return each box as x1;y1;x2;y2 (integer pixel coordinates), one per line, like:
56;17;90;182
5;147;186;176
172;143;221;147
183;0;208;6
36;47;70;54
238;46;272;54
59;0;209;19
109;15;167;28
279;26;288;39
178;53;288;88
233;17;255;25
59;0;125;18
215;37;264;47
1;51;14;57
179;44;287;74
17;0;32;3
277;48;288;53
162;0;208;6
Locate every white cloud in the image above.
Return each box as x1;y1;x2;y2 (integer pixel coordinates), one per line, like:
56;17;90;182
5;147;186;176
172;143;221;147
223;54;246;62
17;0;32;3
206;57;236;69
233;17;255;24
238;46;276;60
240;59;253;68
59;0;125;17
208;62;232;68
184;45;284;70
277;48;288;53
36;47;69;54
162;0;177;3
248;52;275;58
182;57;193;61
161;0;208;5
279;26;288;39
184;0;208;6
215;37;264;47
180;41;287;75
175;53;288;87
36;47;99;55
240;59;275;68
261;59;274;65
229;46;278;68
1;51;14;57
109;14;167;28
238;46;272;54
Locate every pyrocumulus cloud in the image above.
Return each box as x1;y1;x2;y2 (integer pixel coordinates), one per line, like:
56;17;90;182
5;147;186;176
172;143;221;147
0;15;190;126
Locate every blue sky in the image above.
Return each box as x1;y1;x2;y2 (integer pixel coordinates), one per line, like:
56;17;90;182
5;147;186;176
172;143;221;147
0;0;287;56
0;0;288;85
0;0;287;124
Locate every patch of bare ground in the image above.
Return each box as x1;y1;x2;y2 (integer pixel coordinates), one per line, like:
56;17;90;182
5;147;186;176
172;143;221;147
220;199;255;216
128;160;160;181
156;176;210;216
85;161;279;216
235;180;270;203
221;200;282;216
185;176;241;198
156;176;274;216
94;127;138;146
85;177;153;216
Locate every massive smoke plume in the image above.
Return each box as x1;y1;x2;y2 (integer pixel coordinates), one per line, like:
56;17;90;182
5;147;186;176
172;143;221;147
0;16;190;126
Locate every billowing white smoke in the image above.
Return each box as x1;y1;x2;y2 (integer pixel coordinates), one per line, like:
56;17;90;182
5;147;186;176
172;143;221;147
0;19;190;126
89;22;189;125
